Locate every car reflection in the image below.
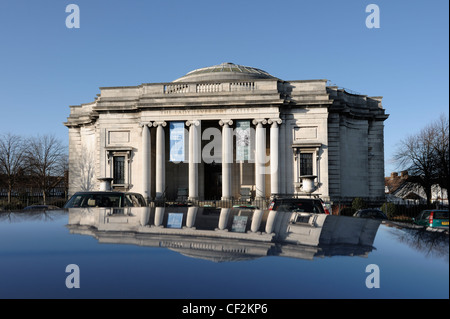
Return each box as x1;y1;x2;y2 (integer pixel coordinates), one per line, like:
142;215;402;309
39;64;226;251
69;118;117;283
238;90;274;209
66;206;382;261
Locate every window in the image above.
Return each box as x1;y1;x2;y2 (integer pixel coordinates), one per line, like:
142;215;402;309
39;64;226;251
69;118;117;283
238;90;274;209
113;156;125;185
421;211;431;220
300;153;313;176
292;144;322;189
106;148;133;189
64;193;123;208
434;211;449;220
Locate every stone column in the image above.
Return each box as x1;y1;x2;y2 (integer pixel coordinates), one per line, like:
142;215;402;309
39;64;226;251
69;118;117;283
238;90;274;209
139;207;151;226
220;120;233;200
253;119;267;200
154;207;165;227
153;121;166;200
268;118;282;197
250;209;264;232
217;208;231;230
141;123;151;203
186;206;198;228
265;210;277;234
186;120;200;201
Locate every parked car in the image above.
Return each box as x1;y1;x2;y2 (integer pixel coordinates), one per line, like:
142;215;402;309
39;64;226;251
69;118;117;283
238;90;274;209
268;197;327;214
23;205;60;211
64;191;146;208
413;209;449;228
353;209;387;220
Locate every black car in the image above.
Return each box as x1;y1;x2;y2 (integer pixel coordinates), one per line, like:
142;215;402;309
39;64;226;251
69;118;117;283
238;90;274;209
268;197;327;214
353;209;387;220
64;191;146;208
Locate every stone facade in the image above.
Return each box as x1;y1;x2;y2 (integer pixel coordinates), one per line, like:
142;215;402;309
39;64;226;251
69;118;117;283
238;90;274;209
64;62;388;205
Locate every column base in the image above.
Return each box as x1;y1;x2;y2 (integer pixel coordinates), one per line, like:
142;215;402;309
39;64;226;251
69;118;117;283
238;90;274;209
144;197;153;205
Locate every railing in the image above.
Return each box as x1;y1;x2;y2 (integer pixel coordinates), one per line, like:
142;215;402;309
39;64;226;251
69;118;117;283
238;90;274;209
163;82;256;94
380;202;448;223
153;198;271;210
196;83;221;93
230;82;255;91
163;84;189;94
0;194;68;211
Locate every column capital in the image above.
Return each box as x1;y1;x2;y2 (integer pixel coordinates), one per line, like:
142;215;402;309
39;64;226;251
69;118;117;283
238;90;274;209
252;119;267;126
139;122;151;128
152;121;167;127
185;120;200;127
219;119;233;126
268;118;282;125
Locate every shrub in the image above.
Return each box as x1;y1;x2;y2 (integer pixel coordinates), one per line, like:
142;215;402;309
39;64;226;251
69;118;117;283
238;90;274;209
352;197;367;211
381;202;397;219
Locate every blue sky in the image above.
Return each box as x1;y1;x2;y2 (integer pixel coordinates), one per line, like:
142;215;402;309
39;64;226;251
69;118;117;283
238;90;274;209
0;0;448;175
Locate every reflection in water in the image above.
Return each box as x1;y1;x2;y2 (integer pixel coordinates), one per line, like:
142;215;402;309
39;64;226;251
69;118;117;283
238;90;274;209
1;208;448;300
2;208;447;263
385;224;449;262
66;206;383;262
0;210;67;223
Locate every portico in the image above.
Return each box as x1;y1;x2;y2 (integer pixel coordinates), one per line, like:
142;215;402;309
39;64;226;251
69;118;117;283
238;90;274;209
135;114;282;202
65;62;389;206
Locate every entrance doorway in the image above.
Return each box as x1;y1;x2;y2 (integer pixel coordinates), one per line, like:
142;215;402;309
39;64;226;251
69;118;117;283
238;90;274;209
204;162;222;200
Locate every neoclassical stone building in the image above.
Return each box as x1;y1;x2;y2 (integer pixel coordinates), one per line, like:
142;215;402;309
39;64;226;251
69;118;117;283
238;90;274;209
64;62;388;205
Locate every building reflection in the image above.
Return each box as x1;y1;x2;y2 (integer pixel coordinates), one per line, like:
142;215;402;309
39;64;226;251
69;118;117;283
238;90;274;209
66;206;383;261
1;209;447;263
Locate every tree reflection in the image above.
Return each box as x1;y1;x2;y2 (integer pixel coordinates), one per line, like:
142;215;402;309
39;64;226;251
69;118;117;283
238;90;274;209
390;227;448;262
0;209;67;223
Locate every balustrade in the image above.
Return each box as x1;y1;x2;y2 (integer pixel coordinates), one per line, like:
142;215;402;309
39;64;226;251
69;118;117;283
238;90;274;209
162;81;256;94
230;82;255;91
164;84;189;94
196;83;221;93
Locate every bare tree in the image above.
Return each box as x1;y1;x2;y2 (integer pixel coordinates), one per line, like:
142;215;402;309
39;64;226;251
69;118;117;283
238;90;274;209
74;150;96;191
0;133;26;203
25;135;67;205
430;114;449;190
394;114;448;205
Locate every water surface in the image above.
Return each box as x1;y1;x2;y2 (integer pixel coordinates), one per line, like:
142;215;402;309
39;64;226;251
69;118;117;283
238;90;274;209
0;210;448;299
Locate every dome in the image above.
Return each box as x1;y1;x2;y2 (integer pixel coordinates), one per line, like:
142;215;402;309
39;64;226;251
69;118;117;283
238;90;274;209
173;62;278;83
